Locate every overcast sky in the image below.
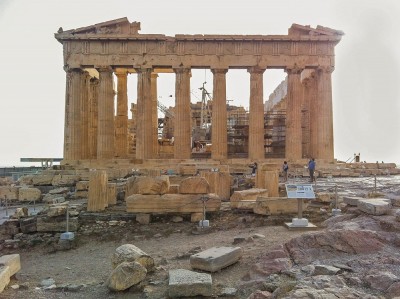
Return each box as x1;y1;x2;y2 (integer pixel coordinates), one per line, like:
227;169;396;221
0;0;399;166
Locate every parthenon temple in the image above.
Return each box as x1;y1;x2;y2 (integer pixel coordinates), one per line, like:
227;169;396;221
55;17;344;167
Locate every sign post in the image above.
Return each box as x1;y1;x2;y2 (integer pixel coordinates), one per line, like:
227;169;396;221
285;184;316;229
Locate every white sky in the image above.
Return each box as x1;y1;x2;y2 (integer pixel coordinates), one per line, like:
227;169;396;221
0;0;399;166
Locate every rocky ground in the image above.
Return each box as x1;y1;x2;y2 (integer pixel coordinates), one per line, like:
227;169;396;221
1;175;400;299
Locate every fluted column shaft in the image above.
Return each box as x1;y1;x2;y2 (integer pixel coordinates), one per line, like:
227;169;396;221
88;78;99;159
97;67;115;159
136;68;153;159
174;68;191;159
115;70;128;158
64;68;83;160
211;69;228;160
316;66;334;160
285;67;303;160
80;72;90;159
307;75;318;158
151;73;159;158
248;67;265;160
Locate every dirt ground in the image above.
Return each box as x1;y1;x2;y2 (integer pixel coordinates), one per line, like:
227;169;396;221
1;210;312;299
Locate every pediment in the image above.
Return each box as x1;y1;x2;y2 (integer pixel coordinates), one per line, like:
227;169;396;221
58;17;141;35
289;24;344;37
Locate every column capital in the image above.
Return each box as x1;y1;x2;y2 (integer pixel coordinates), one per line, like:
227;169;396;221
134;67;153;74
63;66;83;73
247;66;265;74
317;65;335;74
285;65;304;75
114;68;128;76
96;65;113;73
211;68;228;75
173;67;191;74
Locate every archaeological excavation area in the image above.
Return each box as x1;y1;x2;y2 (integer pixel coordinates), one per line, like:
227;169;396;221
1;18;400;298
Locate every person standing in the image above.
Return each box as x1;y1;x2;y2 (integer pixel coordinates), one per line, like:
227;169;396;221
308;158;316;182
282;161;289;182
249;162;258;176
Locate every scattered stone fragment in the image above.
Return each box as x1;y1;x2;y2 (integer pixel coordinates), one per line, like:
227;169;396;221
220;287;237;296
106;261;147;291
40;278;55;287
168;269;212;298
312;264;341;276
343;196;364;206
233;236;246;244
172;216;183;223
0;254;21;276
111;244;154;271
190;246;243;272
0;266;11;293
136;213;151;225
357;198;391;215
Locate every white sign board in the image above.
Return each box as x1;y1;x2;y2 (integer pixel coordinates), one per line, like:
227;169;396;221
285;184;315;199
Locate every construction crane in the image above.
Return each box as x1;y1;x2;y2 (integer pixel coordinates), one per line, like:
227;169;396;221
157;98;175;118
199;82;212;128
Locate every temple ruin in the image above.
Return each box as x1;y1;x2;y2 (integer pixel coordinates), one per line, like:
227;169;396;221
55;17;344;165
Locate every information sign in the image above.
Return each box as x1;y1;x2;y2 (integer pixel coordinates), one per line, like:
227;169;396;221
285;184;315;199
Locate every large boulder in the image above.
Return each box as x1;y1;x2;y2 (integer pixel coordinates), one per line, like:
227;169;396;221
111;244;154;271
125;176;170;197
179;177;210;194
106;261;147;291
18;187;41;202
52;174;80;187
0;254;21;276
190;246;243;272
0;186;18;201
230;189;268;209
357;198;391;215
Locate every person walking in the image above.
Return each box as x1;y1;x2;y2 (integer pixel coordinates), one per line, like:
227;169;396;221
308;158;316;182
282;161;289;182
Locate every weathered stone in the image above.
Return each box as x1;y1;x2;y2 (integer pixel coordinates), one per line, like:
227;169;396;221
201;171;231;201
36;216;79;232
168;269;212;298
168;184;179;194
388;281;400;297
111;244;154;271
357;198;391;215
47;204;68;217
106;261;147;291
3;219;20;235
11;207;28;219
32;174;55;186
127;193;221;214
312;264;341;275
396;210;400;222
40;278;56;287
0;186;18;201
364;271;398;291
190;246;243;272
316;192;333;203
0;254;21;276
87;170;108;212
48;187;69;194
136;214;151;224
74;191;88;199
125;176;169;197
17;175;33;186
75;181;89;191
179;177;210;194
18;187;41;202
172;216;183;223
19;217;37;233
343;196;364;206
247;290;273;299
43;194;65;204
230;189;268;209
0;266;11;293
256;170;279;197
254;197;309;215
52;175;80;187
107;183;117;205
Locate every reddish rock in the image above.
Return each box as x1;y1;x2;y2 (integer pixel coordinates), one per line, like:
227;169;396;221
246;290;272;299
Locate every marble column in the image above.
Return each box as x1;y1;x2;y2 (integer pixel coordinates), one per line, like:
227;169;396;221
151;73;159;158
285;66;303;160
64;68;83;160
211;68;228;160
173;68;191;159
248;67;265;160
316;66;335;160
97;67;115;159
136;68;153;160
80;71;90;159
115;70;128;158
88;77;99;159
305;73;318;159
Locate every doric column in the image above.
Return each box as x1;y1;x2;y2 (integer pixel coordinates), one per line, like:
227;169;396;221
80;71;91;159
64;68;83;160
285;66;303;160
304;73;318;158
88;77;99;159
115;69;129;158
136;67;153;160
211;68;228;160
97;67;115;159
316;66;335;160
248;67;266;160
151;73;159;158
173;68;191;159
